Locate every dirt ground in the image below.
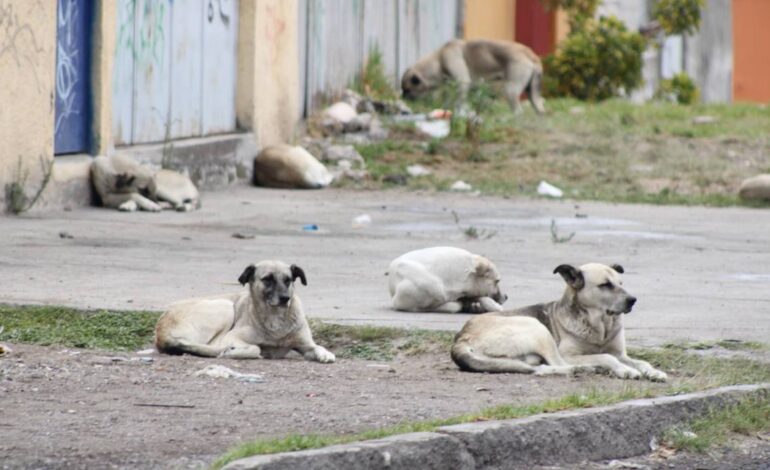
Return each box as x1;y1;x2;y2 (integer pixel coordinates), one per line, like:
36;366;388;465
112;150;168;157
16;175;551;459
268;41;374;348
0;343;679;470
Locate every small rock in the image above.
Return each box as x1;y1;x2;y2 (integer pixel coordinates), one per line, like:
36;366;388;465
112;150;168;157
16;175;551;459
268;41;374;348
383;174;408;185
406;165;431;177
341;89;363;109
738;174;770;201
692;115;718;125
416;120;450;139
352;214;372;228
231;232;256;240
59;231;74;239
344;113;373;133
322;145;365;168
451;180;473;192
537;180;564;198
323;101;357;125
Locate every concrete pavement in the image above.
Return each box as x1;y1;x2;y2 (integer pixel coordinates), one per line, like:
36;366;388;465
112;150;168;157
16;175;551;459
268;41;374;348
1;186;769;346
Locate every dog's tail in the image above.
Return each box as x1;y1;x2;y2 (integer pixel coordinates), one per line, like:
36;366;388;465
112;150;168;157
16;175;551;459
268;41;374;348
525;66;546;115
155;334;225;357
451;342;536;373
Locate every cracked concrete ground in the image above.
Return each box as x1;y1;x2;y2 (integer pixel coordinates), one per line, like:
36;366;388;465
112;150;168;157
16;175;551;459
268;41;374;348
2;186;769;346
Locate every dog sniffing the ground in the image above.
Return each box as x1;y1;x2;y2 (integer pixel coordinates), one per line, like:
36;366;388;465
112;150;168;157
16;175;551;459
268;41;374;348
91;155;200;212
451;263;667;381
388;247;508;313
155;261;335;363
401;39;545;114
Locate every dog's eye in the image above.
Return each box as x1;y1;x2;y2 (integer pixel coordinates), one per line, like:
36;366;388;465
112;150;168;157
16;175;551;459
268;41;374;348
261;276;274;285
599;282;614;290
283;278;291;287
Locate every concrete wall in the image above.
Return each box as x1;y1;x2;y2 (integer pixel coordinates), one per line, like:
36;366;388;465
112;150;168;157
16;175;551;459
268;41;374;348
464;0;515;41
0;0;57;212
237;0;299;148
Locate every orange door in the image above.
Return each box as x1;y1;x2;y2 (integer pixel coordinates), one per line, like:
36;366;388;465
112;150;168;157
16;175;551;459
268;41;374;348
733;0;770;102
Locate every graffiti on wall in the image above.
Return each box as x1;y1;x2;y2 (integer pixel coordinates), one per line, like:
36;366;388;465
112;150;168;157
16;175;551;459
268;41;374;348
0;0;44;91
116;0;167;66
54;0;78;137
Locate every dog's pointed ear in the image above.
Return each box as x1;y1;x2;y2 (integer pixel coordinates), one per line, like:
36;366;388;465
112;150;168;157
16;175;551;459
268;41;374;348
553;264;584;290
473;256;492;277
290;264;307;286
610;264;624;274
238;264;256;286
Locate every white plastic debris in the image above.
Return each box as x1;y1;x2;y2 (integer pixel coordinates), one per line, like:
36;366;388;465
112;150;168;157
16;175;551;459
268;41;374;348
416;120;450;139
692;115;717;125
194;365;265;383
450;180;473;192
537;180;564;198
682;431;697;439
406;164;432;177
135;349;155;356
352;214;372;228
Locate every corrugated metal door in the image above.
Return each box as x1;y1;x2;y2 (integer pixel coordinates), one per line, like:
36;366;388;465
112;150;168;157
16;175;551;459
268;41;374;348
112;0;238;145
54;0;93;155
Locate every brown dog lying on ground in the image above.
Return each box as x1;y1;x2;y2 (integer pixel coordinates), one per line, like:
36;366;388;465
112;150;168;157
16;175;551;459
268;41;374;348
451;263;667;381
401;39;545;114
155;261;335;363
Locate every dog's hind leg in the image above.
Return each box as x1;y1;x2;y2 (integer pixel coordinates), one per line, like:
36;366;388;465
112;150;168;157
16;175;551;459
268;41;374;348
157;337;228;357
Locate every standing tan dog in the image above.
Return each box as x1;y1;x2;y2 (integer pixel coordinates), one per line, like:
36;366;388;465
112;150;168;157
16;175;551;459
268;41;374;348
451;263;667;381
401;39;545;114
388;247;507;313
155;261;335;363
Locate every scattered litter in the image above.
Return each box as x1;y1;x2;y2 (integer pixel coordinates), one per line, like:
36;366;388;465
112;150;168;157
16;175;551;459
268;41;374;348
306;393;318;398
138;357;154;364
475;386;490;392
194;364;266;383
302;224;319;232
450;180;473;192
136;348;155;356
231;232;256;240
59;231;74;239
692;115;717;125
0;338;10;357
352;214;372;228
681;431;697;439
428;109;452;120
416;120;450;139
537;180;564;198
406;165;432;177
649;436;659;451
134;403;196;409
391;113;427;123
366;364;392;369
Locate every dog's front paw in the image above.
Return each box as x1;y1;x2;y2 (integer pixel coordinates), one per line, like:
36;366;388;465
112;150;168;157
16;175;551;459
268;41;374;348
646;369;668;382
313;347;335;364
144;202;163;212
118;200;138;212
614;366;642;380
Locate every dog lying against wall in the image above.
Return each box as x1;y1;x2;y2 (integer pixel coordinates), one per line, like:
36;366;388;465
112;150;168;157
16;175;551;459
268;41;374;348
253;145;333;189
387;247;508;313
90;155;200;212
451;263;667;381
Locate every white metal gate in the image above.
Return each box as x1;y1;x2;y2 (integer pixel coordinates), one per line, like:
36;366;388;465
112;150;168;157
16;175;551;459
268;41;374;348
113;0;238;145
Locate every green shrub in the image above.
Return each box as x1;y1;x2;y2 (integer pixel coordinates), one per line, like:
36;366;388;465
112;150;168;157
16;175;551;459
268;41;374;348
544;16;647;101
653;0;704;35
655;72;700;104
354;47;398;102
539;0;600;31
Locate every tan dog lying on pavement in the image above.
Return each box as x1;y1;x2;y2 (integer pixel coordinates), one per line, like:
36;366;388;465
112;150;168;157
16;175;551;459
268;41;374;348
451;263;667;381
253;145;333;189
91;155;200;212
155;261;335;363
388;247;508;313
401;39;545;114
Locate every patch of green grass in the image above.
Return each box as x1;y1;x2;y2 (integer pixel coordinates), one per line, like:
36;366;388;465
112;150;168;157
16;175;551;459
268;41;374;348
0;304;159;351
663;397;770;453
663;339;768;352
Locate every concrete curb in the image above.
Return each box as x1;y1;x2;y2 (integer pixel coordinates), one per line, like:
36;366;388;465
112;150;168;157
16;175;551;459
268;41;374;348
222;383;769;470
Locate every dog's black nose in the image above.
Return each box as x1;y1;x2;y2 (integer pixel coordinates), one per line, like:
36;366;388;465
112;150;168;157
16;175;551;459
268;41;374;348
627;296;637;307
279;295;291;305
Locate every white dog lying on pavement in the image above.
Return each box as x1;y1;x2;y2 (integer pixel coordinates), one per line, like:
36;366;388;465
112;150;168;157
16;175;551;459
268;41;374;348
387;246;508;313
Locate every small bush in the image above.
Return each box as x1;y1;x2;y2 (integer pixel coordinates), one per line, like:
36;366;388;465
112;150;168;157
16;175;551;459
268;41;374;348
544;16;647;101
653;0;704;35
655;72;700;104
539;0;600;31
354;47;398;102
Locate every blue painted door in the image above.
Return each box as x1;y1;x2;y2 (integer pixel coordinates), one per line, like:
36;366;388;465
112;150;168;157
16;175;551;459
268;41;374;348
54;0;93;155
